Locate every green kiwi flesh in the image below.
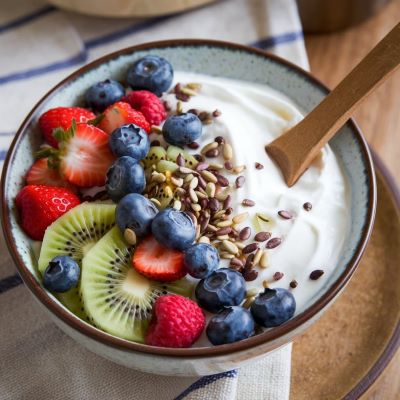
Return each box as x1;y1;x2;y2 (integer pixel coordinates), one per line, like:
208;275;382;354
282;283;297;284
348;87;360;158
166;145;198;168
38;203;116;318
142;146;167;168
80;226;193;342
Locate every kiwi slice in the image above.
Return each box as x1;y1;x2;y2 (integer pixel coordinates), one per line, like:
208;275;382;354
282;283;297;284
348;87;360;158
80;226;193;342
143;146;167;169
156;160;179;173
167;145;198;168
154;182;175;209
38;203;116;318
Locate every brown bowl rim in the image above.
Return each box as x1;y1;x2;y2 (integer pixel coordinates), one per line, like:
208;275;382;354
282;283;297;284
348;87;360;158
0;39;376;358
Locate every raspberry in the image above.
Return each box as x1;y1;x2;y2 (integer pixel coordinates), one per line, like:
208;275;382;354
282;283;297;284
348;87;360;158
145;295;205;348
123;90;167;126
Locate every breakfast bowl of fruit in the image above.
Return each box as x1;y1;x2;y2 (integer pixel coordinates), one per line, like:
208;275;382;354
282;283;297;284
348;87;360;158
1;40;376;376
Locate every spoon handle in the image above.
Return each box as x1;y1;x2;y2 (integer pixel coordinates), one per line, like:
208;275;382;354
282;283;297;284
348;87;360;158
266;22;400;186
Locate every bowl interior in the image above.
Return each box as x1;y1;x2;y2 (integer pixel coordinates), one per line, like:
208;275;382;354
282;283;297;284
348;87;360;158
2;42;375;351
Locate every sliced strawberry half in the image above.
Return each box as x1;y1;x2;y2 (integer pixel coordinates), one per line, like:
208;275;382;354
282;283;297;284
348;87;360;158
98;101;151;135
26;158;75;190
59;123;115;187
38;122;115;188
132;236;186;282
39;107;95;148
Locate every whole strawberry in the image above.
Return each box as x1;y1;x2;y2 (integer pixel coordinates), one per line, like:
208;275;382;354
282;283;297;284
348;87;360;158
122;90;167;126
98;101;151;134
16;185;80;240
145;295;205;348
39;107;95;148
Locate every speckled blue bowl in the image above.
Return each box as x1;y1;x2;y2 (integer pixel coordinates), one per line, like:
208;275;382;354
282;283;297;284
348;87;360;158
1;40;376;376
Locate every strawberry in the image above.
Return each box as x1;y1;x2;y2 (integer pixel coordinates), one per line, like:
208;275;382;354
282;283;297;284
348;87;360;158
132;236;186;281
98;101;151;134
145;295;205;348
38;122;115;188
39;107;95;148
122;90;167;125
16;185;80;240
26;158;75;190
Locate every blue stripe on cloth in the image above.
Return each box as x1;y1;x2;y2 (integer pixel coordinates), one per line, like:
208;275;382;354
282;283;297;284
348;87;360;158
0;149;8;160
85;16;172;49
0;25;302;86
0;50;88;85
0;273;23;293
251;31;303;49
0;6;55;34
175;370;238;400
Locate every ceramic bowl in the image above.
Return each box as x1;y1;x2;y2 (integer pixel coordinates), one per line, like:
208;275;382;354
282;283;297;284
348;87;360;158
0;40;376;376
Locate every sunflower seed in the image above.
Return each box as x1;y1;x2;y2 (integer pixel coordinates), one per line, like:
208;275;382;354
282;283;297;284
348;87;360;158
189;177;199;190
216;174;229;187
220;252;235;260
172;199;182;210
191;203;201;212
181;87;198;96
233;212;249;224
206;182;216;197
170;176;184;187
151;172;166;183
215;227;232;236
196;191;207;200
188;141;200;149
124;229;137;245
290;280;298;288
260;251;269;268
208;197;221;212
253;249;263;266
213;109;222;117
216;219;233;228
243;243;258;254
262;280;269;288
239;227;251;240
222;143;233;160
179;166;194;174
217;235;230;240
209;163;224;170
184;173;195;183
233;165;246;174
222;240;239;255
278;210;293;220
255;162;264;170
198;236;210;244
201;170;217;183
189;189;198;203
243;268;258;281
303;202;312;211
310;269;324;280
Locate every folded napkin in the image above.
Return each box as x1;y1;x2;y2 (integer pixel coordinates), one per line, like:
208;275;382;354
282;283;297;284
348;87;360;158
0;0;308;398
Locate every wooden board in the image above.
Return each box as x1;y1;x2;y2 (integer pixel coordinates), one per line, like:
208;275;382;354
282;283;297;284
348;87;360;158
291;156;400;399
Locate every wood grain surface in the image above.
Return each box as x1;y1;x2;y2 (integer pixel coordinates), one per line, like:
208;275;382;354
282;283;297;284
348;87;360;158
302;1;400;398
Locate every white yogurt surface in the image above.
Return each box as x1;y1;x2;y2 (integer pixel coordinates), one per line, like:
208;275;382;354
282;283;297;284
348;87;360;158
159;72;350;315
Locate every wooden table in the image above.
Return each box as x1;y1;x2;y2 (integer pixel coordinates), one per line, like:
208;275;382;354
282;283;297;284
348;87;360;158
304;1;400;398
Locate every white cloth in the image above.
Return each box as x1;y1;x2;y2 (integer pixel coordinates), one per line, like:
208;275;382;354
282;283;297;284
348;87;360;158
0;0;308;398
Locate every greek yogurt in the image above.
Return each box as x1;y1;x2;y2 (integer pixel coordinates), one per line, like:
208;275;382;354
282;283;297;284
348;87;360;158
159;72;350;314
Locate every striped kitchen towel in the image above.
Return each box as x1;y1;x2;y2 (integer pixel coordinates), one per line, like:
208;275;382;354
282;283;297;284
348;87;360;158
0;0;308;399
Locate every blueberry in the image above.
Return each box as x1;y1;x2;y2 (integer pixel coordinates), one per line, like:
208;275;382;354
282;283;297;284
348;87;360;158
106;156;146;202
184;243;219;279
43;256;80;293
127;55;173;96
116;193;158;237
250;288;296;327
85;79;125;111
151;208;195;251
109;124;150;161
195;268;246;313
206;306;255;345
162;113;202;147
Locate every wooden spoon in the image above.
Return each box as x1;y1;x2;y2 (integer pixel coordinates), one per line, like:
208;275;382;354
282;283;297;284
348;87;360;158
266;22;400;187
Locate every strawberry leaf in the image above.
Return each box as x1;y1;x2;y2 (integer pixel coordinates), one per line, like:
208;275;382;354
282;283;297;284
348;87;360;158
87;114;104;126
